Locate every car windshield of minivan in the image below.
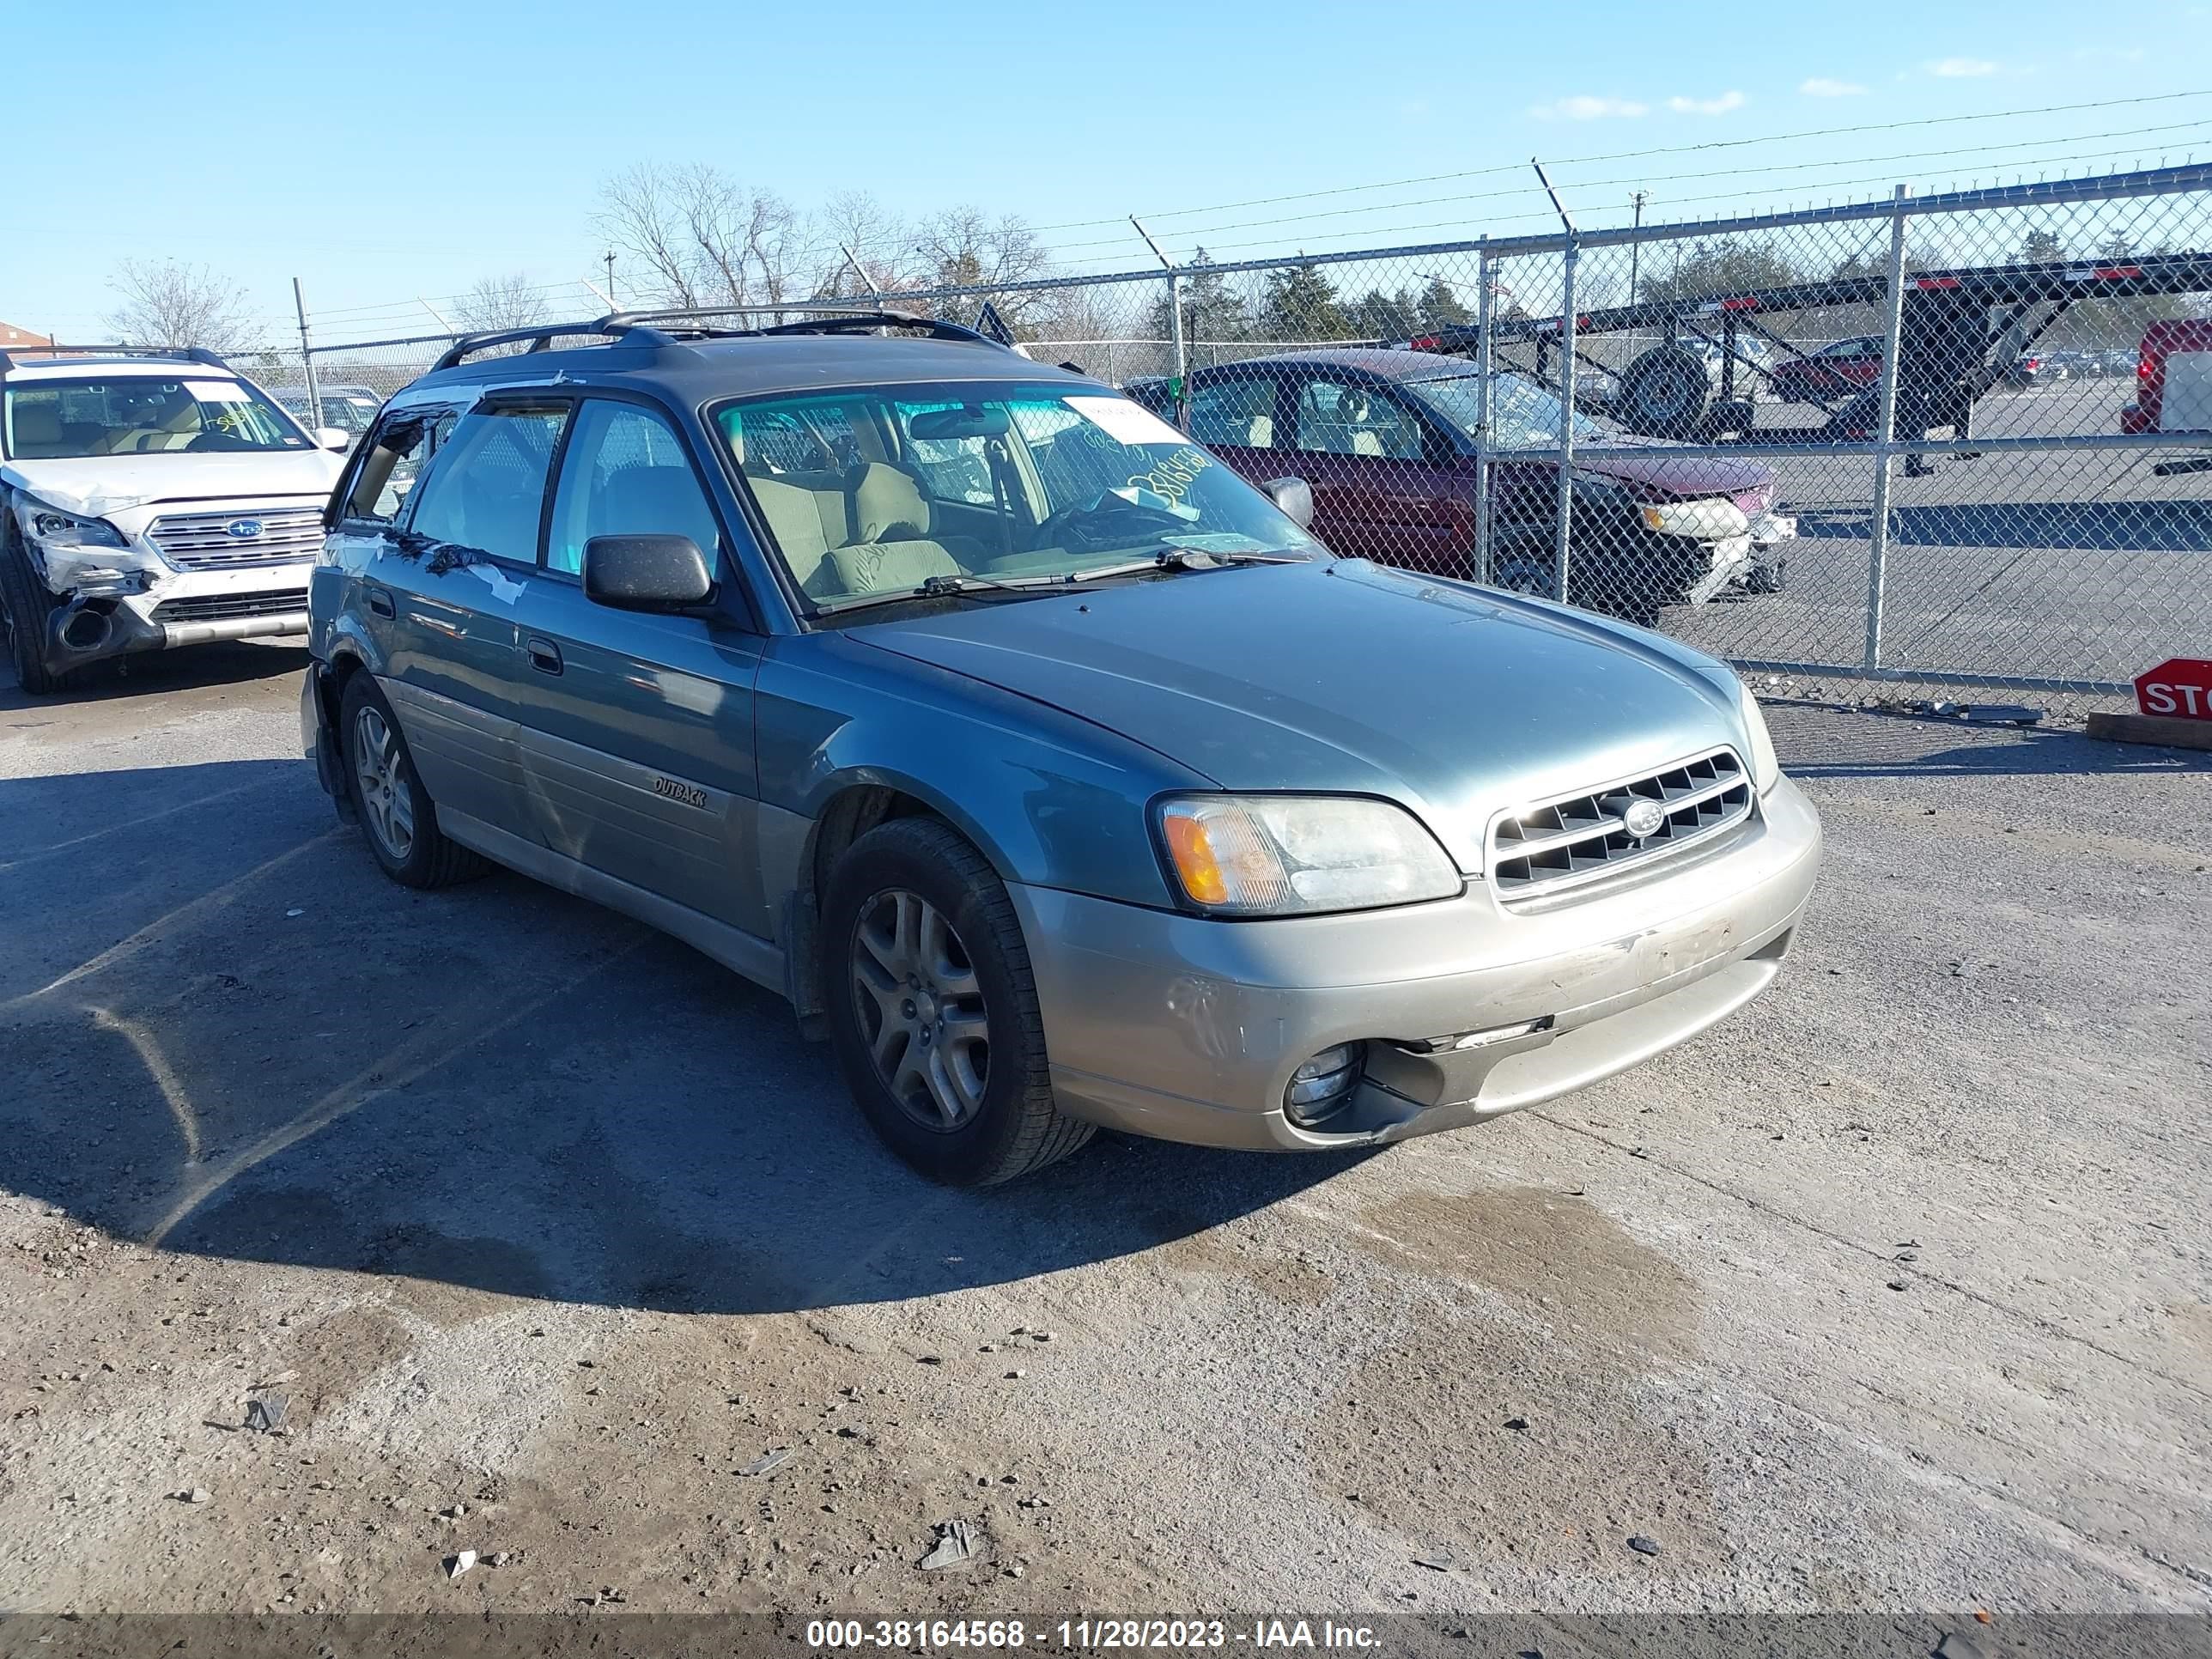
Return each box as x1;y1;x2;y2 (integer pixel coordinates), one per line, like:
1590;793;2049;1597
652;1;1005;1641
714;384;1322;611
2;377;308;459
1407;371;1622;449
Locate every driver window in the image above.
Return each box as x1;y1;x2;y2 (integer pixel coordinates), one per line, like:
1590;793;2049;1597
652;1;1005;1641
1293;379;1423;459
1188;375;1277;449
546;400;721;577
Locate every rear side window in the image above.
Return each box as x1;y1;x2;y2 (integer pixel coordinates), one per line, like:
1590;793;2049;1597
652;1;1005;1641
545;400;721;577
405;405;568;562
1188;376;1277;449
343;410;452;523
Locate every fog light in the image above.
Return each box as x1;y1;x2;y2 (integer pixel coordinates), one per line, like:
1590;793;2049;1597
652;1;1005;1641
1284;1042;1364;1127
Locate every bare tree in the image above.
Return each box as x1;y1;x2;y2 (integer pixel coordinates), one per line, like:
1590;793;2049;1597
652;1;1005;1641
815;190;911;298
597;163;816;314
455;272;553;334
105;259;259;351
909;208;1051;319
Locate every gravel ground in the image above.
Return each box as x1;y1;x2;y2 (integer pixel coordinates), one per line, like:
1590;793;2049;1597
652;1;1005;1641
0;641;2207;1629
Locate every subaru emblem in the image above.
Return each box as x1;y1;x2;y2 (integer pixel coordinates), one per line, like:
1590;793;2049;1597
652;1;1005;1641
1622;799;1667;840
226;519;264;540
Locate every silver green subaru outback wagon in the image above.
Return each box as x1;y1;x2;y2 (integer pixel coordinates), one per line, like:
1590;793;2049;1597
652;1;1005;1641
301;308;1821;1185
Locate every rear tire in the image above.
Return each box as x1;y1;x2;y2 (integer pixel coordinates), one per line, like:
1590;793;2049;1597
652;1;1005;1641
338;672;489;889
0;525;72;696
823;817;1092;1185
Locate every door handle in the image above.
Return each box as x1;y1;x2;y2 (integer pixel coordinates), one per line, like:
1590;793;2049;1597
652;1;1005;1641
366;587;395;618
525;636;563;676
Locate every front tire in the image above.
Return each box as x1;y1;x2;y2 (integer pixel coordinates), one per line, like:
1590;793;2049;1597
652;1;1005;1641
0;525;71;696
338;672;488;889
823;817;1092;1185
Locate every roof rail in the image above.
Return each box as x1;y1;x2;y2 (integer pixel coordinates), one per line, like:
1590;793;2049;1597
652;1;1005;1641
425;305;1018;376
0;343;228;374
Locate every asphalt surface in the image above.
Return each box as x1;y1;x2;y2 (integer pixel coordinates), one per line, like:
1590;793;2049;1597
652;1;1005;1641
1;642;2209;1629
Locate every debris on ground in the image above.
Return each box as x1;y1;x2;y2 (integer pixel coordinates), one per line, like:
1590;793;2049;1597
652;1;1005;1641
1413;1552;1456;1571
738;1449;791;1476
244;1394;288;1434
918;1519;984;1571
487;1551;510;1567
445;1550;476;1581
1626;1534;1662;1556
171;1487;212;1505
1935;1633;1988;1659
1503;1418;1528;1431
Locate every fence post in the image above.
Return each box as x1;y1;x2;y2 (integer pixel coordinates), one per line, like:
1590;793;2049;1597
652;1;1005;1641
1553;236;1578;605
1472;246;1494;583
1168;270;1188;423
1862;184;1911;672
292;277;320;425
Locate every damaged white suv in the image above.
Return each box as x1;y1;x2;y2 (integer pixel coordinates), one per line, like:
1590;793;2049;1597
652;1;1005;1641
0;347;349;694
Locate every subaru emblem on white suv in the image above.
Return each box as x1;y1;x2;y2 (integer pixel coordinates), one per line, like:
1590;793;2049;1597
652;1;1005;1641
226;520;265;539
1623;799;1668;840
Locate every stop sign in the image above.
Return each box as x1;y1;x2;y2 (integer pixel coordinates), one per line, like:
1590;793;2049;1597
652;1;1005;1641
2136;658;2212;719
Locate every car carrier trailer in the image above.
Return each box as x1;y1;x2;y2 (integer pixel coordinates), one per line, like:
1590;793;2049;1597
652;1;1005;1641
1400;248;2212;449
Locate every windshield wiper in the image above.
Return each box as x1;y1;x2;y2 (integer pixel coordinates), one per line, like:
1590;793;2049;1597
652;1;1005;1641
1067;547;1312;582
814;568;1107;616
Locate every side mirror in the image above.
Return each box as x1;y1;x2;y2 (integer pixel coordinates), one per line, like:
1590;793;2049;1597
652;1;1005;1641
316;426;352;451
1260;476;1314;530
582;534;715;612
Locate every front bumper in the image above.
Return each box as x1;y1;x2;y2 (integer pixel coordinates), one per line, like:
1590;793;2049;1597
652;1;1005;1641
1012;773;1822;1152
37;573;309;676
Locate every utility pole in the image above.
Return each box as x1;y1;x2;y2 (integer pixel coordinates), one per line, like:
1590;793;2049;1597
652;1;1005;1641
292;277;321;428
603;250;617;308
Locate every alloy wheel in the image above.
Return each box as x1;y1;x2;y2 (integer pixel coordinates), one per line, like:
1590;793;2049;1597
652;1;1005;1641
352;705;416;861
848;888;990;1132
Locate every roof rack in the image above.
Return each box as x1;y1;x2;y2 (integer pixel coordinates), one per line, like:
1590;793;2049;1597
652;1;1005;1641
0;343;229;374
428;305;1011;373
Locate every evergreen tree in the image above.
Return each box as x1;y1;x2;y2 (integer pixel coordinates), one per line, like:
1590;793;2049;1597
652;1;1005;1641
1259;258;1352;341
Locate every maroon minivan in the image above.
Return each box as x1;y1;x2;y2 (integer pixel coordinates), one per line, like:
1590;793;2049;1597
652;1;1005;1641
1129;349;1795;623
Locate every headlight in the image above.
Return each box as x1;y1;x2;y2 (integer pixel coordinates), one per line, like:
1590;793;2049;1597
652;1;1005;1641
21;501;128;550
1156;794;1462;917
1638;498;1750;540
1737;680;1780;793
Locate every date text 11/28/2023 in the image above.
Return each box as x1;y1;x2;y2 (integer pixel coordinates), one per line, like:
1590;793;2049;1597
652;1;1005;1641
805;1620;1382;1650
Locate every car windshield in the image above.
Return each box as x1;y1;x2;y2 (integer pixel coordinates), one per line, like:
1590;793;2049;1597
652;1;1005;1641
282;392;380;433
3;375;308;460
1405;371;1622;449
714;382;1323;610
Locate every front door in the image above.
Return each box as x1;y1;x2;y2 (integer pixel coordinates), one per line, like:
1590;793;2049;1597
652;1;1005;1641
507;396;770;939
1282;373;1468;573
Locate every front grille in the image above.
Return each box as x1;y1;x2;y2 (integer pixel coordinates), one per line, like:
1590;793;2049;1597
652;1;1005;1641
1489;746;1755;903
151;592;307;624
147;506;324;570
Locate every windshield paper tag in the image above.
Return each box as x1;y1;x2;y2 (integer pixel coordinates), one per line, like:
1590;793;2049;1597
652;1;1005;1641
185;380;252;402
1067;395;1188;448
1160;532;1269;555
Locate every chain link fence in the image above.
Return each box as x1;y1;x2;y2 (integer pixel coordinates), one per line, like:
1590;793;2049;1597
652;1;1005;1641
298;164;2212;715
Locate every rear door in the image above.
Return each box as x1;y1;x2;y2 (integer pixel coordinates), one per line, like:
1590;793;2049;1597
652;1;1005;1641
507;394;771;938
337;398;564;836
1282;371;1468;571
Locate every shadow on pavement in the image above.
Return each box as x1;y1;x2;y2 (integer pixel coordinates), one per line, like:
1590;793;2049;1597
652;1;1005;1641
1794;498;2212;553
1769;704;2212;779
0;639;310;711
0;759;1357;1318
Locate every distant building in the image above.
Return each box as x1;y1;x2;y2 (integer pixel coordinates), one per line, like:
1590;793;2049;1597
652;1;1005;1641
0;321;55;351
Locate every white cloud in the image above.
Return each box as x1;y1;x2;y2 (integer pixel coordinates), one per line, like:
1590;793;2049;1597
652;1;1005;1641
1532;94;1650;120
1925;57;1998;76
1799;76;1868;96
1667;89;1747;115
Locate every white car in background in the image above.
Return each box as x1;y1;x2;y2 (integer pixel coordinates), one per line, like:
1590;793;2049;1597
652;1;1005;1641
0;347;349;694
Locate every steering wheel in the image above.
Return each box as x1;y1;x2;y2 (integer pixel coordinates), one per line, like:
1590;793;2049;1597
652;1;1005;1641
1029;490;1192;553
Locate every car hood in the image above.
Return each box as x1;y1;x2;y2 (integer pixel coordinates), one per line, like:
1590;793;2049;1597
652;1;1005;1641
853;559;1745;872
1569;437;1773;501
0;449;343;519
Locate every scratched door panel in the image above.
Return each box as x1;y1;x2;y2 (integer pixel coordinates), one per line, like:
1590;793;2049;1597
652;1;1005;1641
507;581;769;936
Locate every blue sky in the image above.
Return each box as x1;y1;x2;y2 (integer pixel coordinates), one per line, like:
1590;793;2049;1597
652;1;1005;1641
6;0;2210;343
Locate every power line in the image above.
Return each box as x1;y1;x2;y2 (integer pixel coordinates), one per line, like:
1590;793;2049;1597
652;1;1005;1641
1030;87;2212;237
1110;116;2212;252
